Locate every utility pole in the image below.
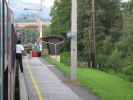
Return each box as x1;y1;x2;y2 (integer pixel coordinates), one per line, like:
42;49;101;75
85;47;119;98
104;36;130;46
38;18;43;51
71;0;77;80
39;0;43;51
90;0;96;68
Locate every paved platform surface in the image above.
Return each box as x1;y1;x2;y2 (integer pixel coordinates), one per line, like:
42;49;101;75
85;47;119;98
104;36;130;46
40;59;100;100
23;57;82;100
19;72;28;100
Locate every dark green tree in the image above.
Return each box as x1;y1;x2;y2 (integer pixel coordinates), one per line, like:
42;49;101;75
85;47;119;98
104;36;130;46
50;0;71;37
50;0;123;70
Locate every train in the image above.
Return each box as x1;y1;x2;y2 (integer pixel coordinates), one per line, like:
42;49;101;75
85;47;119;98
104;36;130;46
0;0;17;100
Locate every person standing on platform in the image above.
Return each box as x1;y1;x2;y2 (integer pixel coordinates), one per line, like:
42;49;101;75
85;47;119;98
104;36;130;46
16;40;24;73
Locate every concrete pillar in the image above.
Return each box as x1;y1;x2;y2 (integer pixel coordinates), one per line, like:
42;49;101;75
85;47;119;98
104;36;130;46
38;19;43;51
71;0;77;80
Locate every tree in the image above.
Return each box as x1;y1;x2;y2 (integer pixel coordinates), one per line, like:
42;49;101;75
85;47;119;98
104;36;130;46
115;0;133;80
50;0;123;65
50;0;71;37
50;0;71;51
78;0;123;68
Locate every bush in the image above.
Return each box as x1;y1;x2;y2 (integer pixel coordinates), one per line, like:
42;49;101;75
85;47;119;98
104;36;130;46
122;65;133;81
60;52;70;66
107;49;123;72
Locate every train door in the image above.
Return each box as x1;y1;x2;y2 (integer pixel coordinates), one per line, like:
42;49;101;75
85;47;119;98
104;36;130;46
7;9;14;100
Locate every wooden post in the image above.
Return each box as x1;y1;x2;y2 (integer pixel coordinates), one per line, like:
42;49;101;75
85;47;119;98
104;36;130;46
90;0;96;68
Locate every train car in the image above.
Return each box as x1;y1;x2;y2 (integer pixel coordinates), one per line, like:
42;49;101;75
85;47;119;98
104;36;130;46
0;0;17;100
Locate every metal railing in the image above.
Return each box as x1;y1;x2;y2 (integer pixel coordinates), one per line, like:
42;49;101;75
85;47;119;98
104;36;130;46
42;41;64;55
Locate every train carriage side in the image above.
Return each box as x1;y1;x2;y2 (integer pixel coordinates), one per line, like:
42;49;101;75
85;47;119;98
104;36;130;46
0;0;17;100
7;7;16;100
0;0;4;100
8;9;17;100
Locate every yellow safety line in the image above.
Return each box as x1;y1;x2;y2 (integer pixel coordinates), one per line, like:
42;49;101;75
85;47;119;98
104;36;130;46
27;63;44;100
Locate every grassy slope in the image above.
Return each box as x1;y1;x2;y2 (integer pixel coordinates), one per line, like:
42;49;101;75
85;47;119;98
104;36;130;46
43;56;133;100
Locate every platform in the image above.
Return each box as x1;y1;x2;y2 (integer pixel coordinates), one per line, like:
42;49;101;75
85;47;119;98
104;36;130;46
23;57;82;100
19;72;28;100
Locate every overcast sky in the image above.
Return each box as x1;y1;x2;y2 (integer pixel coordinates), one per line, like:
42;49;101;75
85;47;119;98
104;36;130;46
10;0;55;21
122;0;130;2
11;0;55;10
11;0;130;21
19;0;55;8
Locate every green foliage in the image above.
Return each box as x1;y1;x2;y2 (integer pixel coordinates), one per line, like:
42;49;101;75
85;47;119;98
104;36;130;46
119;56;133;81
95;0;123;70
123;64;133;75
114;0;133;81
49;0;71;51
107;49;123;71
60;52;70;66
48;0;133;81
17;29;38;43
50;0;71;37
42;25;51;36
43;56;133;100
77;0;123;66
